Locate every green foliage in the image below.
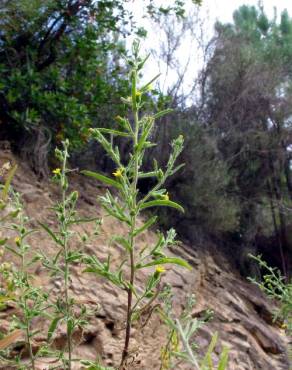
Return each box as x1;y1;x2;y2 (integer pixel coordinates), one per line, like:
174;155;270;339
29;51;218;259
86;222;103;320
0;1;126;175
159;294;228;370
249;255;292;334
0;37;226;370
198;5;292;273
0;0;196;176
83;40;189;367
0;143;99;369
149;116;239;238
249;255;292;366
0;184;47;369
37;140;99;369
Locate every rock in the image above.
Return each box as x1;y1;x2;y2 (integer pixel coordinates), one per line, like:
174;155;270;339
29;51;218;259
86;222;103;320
242;318;285;354
0;149;290;370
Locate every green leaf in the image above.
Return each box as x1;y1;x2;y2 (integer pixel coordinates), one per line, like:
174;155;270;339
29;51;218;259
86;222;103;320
0;208;20;222
67;317;75;336
138;171;158;179
135;118;154;153
97;128;131;137
81;170;122;190
136;257;191;270
84;267;122;287
0;200;6;211
140;74;160;92
137;53;151;70
102;204;130;225
0;294;15;303
133;216;158;237
201;332;218;369
8;209;21;218
5;245;22;257
80;360;115;370
66;251;83;262
68;216;100;225
153;109;173;120
217;346;229;370
112;236;132;252
140;200;184;213
38;222;62;245
171;163;185;176
48;316;63;341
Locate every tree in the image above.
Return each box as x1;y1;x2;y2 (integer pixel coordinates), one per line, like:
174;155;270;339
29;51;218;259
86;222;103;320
0;0;195;176
0;0;132;175
201;5;292;276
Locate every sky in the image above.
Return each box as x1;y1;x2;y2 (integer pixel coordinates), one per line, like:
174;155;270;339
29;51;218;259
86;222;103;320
127;0;292;99
203;0;292;23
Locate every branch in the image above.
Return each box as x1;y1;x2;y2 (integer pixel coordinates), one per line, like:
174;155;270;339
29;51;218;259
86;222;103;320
36;0;92;71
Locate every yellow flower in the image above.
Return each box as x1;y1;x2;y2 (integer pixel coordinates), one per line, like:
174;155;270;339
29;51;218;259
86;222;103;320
162;192;170;201
52;168;61;175
281;323;287;329
136;91;142;97
112;168;123;178
14;237;21;245
156;266;166;274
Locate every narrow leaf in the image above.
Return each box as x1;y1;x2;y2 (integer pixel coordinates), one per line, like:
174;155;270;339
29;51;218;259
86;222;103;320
48;316;62;341
5;245;22;257
112;236;132;252
201;332;218;369
217;347;229;370
171;163;185;176
0;294;15;303
153;109;173;120
133;216;158;237
138;171;158;179
38;222;62;245
140;74;160;92
81;170;122;190
137;257;191;270
97;128;130;137
68;216;100;225
140;200;184;213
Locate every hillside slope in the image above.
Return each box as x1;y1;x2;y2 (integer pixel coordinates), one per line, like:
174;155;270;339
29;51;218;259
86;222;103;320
0;147;290;370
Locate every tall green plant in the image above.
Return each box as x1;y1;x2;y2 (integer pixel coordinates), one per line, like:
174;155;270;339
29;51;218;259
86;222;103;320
38;140;99;369
82;40;191;368
249;255;292;367
159;294;228;370
1;195;48;369
249;255;292;333
0;165;48;369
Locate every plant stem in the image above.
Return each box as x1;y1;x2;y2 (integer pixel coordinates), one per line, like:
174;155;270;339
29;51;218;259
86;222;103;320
175;319;200;370
25;317;35;370
62;147;72;370
64;237;72;370
21;252;36;370
159;329;175;370
121;69;140;366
